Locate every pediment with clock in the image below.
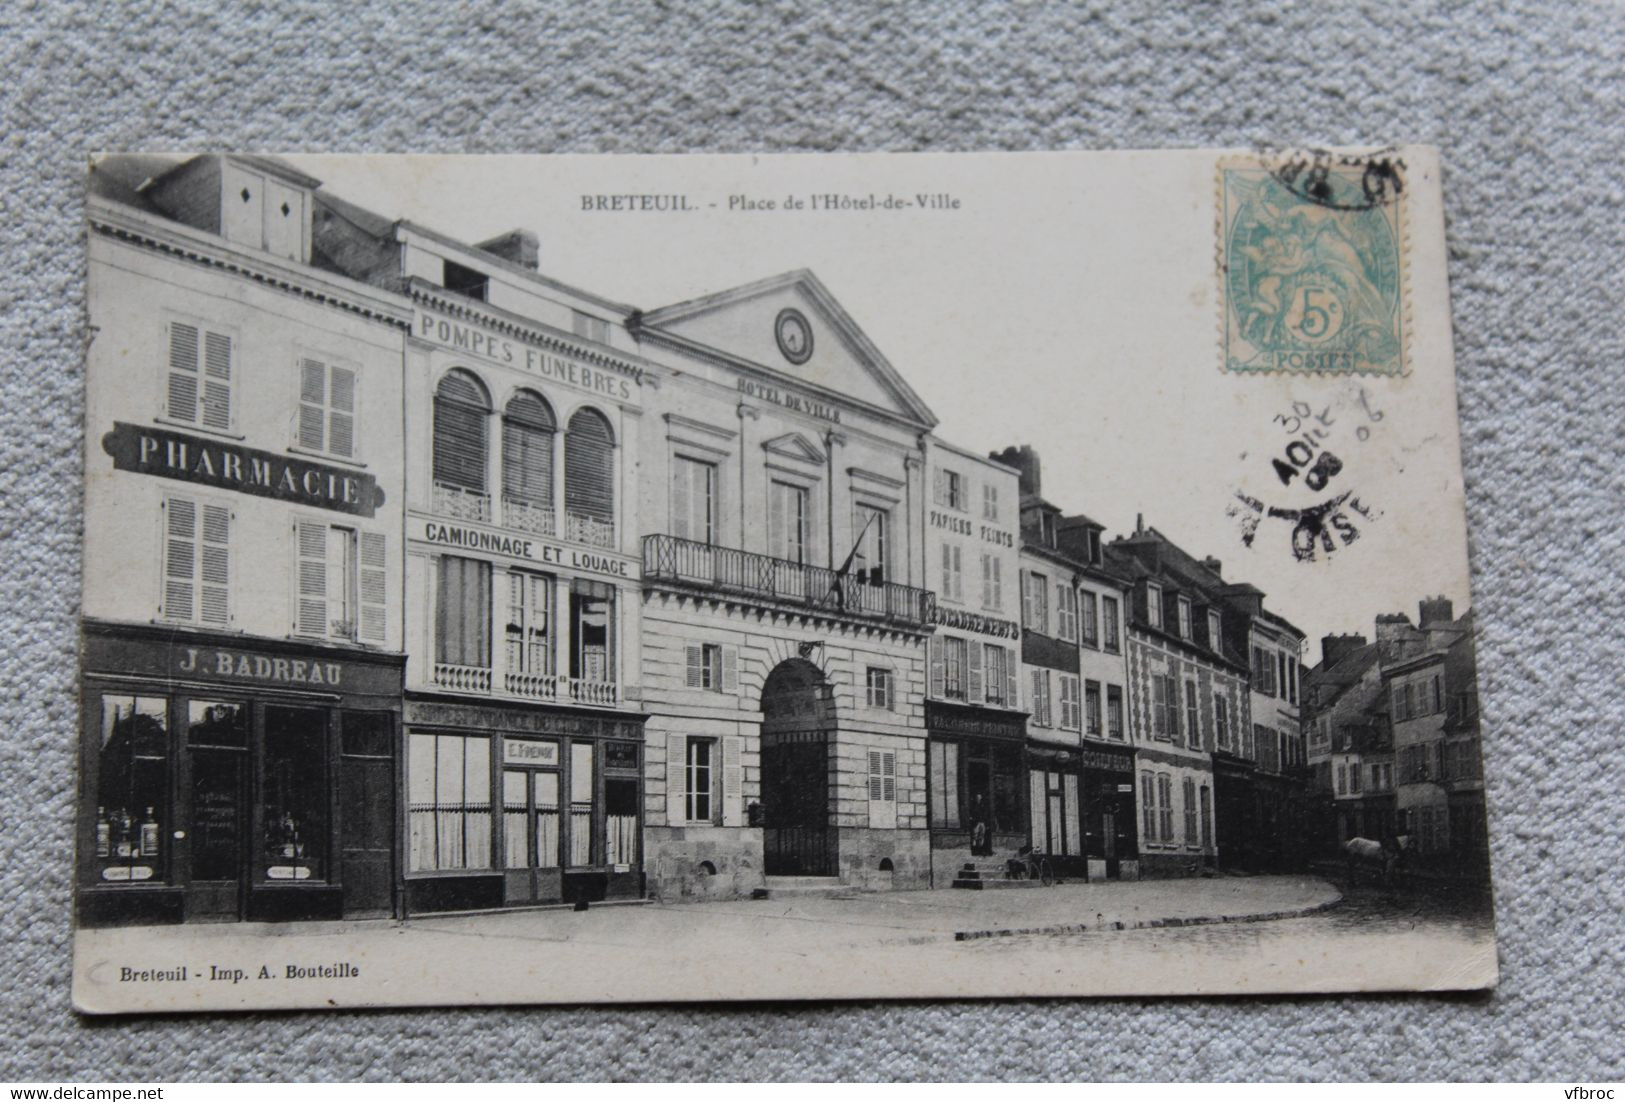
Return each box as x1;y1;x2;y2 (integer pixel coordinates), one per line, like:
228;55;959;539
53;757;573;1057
637;269;937;429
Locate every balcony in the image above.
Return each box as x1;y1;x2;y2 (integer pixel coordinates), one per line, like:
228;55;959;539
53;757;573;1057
433;664;620;707
566;512;615;549
502;495;557;537
642;533;934;629
433;482;491;522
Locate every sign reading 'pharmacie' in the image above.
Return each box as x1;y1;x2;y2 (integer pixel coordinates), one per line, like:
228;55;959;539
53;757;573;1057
103;423;384;517
415;310;643;401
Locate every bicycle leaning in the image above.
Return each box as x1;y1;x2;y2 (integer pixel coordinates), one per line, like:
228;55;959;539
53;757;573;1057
1006;844;1059;886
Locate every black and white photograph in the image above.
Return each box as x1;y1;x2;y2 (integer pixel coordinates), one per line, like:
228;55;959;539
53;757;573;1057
73;147;1496;1012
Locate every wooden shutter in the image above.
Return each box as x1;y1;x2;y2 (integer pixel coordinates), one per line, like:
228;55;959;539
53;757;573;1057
967;639;984;704
868;750;884;802
296;519;328;636
665;734;686;825
433;373;489;492
721;645;739;692
358;531;387;643
564;409;615;523
166;322;200;423
933;468;944;506
162;498;196;620
1004;645;1019;709
685;644;703;689
298;357;327;450
199;504;230;626
671;458;692;541
1168;676;1181;740
503;392;555;505
200;331;232;431
929;634;945;698
329;365;356;458
722;736;743;826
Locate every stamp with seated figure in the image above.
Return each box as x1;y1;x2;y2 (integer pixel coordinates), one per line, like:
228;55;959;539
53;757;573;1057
1220;148;1409;376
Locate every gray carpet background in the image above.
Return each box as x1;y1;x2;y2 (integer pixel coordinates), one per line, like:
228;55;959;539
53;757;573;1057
2;0;1622;1081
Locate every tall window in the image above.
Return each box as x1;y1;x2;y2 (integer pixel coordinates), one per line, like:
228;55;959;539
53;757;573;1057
984;644;1009;706
1084;680;1101;736
1157;773;1174;841
1183;777;1198;844
1081;591;1099;646
944;470;964;510
943;636;967;700
506;571;554;678
1030;669;1052;727
1059;674;1080;730
1103;596;1121;651
940;543;963;601
408;733;492;871
980;553;1002;609
671;456;717;544
436;556;491;670
1146;583;1163;630
161;496;230;627
297;356;357;458
295;520;386;644
1106;685;1124;740
1208;610;1222;652
564;408;615;545
1185;679;1200;749
1056;585;1078;641
770;480;810;563
866;667;893;710
1023;571;1049;634
1214;693;1231;750
164;319;233;432
433;370;491;498
683;738;714;823
94;696;169;884
854;504;888;585
570;580;614;684
930;741;960;828
502;390;556;526
1141;772;1157;842
981;482;998;520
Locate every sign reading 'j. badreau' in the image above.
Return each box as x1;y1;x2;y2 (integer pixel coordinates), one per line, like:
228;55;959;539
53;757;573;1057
103;423;384;517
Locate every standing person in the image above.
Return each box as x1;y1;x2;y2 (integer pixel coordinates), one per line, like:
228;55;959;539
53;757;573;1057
970;794;992;857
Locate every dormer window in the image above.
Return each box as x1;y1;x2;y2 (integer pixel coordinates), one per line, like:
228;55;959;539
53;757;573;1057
1085;529;1102;565
219;160;308;262
1176;595;1192;640
443;260;489;302
1146;582;1163;629
1208;610;1222;652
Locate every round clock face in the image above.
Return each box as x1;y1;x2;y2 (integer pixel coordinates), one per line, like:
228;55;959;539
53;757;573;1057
774;308;813;365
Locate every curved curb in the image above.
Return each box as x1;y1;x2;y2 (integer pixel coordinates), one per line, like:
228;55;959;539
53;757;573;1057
950;891;1345;942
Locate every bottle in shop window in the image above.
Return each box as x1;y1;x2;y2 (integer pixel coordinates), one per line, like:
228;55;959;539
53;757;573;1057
96;807;111;858
140;807;160;858
114;808;135;858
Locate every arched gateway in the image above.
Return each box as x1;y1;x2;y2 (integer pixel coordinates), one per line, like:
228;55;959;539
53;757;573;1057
759;658;837;877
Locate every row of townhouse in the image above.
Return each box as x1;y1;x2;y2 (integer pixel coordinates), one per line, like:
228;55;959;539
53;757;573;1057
78;153;1315;929
1303;599;1488;877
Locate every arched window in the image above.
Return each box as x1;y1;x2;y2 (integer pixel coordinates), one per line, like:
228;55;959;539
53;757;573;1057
564;408;615;547
433;370;491;506
501;390;556;534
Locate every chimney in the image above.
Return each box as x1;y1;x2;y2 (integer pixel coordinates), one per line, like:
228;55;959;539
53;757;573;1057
477;229;540;270
1418;596;1454;626
989;445;1041;496
1201;555;1222;577
1374;613;1414;646
1320;633;1367;667
1135;513;1144;535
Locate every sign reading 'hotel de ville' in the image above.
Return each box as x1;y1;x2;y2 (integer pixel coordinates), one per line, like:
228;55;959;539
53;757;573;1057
74;149;1496;1014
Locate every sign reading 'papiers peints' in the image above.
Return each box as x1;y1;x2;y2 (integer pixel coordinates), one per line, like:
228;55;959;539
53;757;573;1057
76;148;1495;1015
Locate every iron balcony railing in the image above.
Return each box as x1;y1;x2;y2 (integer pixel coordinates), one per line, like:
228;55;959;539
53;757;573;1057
642;533;934;628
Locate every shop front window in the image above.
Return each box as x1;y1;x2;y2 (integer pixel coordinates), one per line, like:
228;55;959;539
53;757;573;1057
929;740;960;829
408;733;492;871
94;696;169;884
569;742;594;866
262;707;328;881
605;777;639;867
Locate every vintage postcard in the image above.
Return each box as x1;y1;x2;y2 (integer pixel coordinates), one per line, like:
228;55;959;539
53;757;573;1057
73;147;1495;1012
